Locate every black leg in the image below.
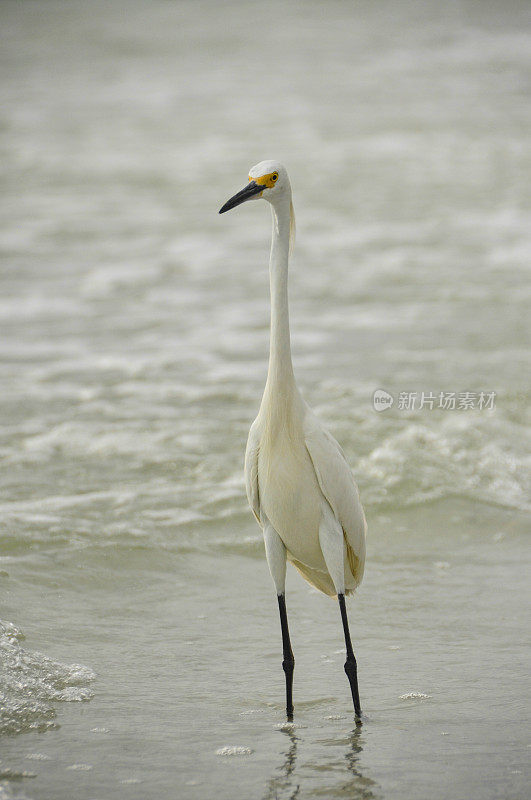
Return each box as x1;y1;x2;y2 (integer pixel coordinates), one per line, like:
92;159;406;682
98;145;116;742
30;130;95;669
277;593;295;720
338;593;361;717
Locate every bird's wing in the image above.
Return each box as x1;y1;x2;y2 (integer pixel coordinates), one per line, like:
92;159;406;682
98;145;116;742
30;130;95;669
303;408;366;582
244;418;262;525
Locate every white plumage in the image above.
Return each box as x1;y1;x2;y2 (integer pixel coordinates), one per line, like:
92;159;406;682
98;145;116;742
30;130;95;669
220;160;366;718
245;385;366;598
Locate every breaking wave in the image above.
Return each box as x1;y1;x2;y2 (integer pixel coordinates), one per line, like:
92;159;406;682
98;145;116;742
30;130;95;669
0;621;95;737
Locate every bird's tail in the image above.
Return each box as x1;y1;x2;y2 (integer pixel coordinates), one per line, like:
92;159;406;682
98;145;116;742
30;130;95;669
288;555;337;597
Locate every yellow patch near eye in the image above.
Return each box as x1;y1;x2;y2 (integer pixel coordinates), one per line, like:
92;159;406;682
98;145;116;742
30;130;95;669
249;171;278;189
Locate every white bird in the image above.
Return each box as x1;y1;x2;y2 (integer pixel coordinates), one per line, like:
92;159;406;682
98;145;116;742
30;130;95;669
219;160;367;719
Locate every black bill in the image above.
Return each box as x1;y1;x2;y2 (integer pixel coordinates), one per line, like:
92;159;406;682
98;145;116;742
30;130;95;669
219;180;265;214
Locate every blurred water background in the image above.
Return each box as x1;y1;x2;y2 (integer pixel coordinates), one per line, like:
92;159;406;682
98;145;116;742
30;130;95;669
1;1;530;798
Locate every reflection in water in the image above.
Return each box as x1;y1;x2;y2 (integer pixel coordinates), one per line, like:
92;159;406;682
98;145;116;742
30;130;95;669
264;721;379;800
343;723;379;799
263;728;300;800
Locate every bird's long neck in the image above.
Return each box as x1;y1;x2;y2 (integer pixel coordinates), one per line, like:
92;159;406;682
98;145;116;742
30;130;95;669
265;197;295;396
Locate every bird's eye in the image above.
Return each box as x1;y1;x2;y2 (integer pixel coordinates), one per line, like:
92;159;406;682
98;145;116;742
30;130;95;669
272;173;278;181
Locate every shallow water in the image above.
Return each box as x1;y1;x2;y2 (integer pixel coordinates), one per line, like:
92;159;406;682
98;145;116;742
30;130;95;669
1;1;530;798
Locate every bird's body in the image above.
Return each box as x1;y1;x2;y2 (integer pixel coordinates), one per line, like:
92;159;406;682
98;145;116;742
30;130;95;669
247;389;366;597
220;160;366;718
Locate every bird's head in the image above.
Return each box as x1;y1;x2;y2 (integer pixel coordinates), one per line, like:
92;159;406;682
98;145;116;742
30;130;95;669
219;160;291;214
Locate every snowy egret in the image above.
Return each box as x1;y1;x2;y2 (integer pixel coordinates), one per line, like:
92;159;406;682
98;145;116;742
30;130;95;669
219;161;367;719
